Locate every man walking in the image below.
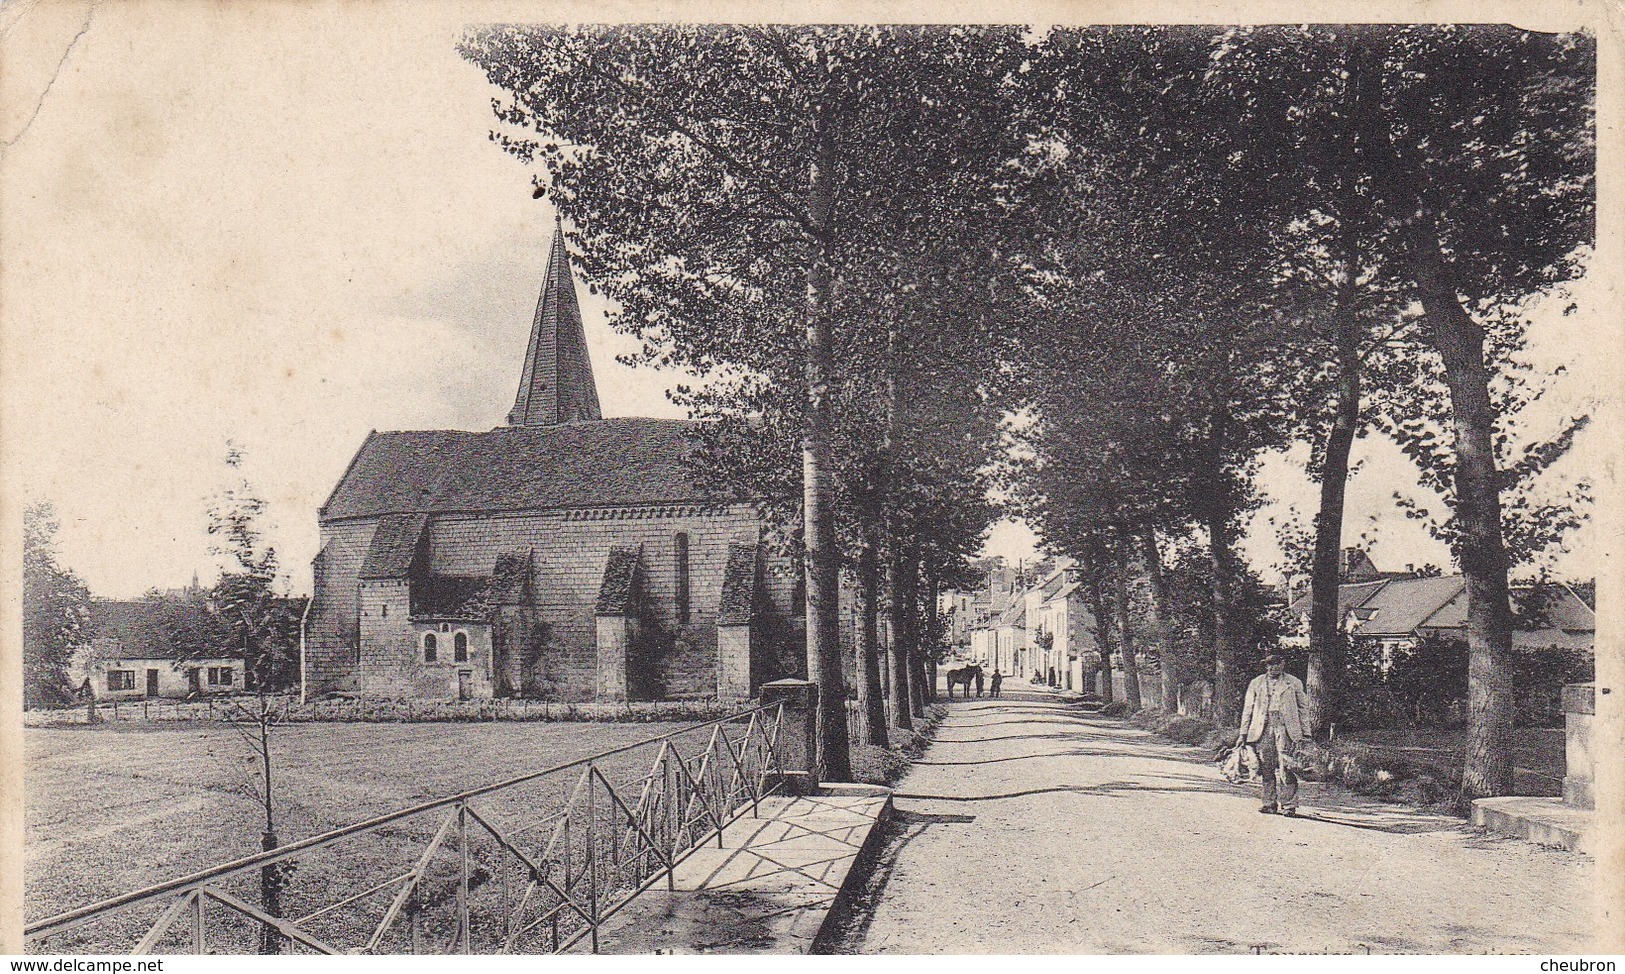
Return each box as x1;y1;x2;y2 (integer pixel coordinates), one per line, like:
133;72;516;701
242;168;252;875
1236;652;1311;816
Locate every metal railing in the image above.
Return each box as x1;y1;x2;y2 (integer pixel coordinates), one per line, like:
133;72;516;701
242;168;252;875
26;703;785;955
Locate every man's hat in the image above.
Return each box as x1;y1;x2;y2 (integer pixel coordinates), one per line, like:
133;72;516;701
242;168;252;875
1263;652;1285;664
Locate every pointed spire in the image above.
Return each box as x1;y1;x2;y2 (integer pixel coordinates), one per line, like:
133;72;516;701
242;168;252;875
508;216;603;427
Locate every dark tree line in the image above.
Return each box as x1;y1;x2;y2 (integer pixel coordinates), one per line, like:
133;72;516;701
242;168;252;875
463;23;1595;803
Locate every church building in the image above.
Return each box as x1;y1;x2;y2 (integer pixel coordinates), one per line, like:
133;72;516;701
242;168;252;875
301;222;804;702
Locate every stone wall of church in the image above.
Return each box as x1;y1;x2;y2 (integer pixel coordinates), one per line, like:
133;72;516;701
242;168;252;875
424;504;797;700
306;504;804;701
303;519;377;696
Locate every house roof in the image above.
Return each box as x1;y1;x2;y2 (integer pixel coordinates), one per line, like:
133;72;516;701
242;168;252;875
1420;583;1596;641
1046;580;1083;604
321;418;709;521
85;599;239;662
1345;576;1468;637
410;575;490;620
1287;579;1390;618
1294;574;1594;653
998;597;1026;628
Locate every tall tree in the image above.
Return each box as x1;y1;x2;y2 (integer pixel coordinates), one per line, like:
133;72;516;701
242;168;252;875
463;26;1034;774
1018;27;1302;723
1334;26;1591;799
22;502;91;709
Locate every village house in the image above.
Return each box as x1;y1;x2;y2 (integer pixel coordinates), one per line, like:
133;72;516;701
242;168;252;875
1028;565;1100;691
1284;561;1595;723
300;222;804;703
1284;554;1596;666
71;599;244;701
957;562;1103;690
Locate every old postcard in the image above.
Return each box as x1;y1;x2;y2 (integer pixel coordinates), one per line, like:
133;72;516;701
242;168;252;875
2;0;1619;957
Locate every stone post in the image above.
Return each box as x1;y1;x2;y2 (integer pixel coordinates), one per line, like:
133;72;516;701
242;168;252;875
1561;683;1595;810
594;616;633;702
760;679;819;796
716;625;753;701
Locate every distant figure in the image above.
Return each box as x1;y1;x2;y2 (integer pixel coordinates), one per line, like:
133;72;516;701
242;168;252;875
1236;652;1311;816
990;670;1003;698
974;668;985;698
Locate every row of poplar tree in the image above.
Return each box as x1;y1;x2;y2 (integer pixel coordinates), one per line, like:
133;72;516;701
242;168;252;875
459;23;1595;802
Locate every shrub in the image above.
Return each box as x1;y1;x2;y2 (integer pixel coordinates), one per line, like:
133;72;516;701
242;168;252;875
851;744;912;786
850;705;947;785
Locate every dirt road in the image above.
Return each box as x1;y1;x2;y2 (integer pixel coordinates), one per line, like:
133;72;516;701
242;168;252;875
834;693;1596;954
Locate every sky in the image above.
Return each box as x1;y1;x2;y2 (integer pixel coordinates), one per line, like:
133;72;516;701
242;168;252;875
1;3;1610;600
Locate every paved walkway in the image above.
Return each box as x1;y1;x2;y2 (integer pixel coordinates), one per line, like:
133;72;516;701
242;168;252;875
836;694;1597;954
594;786;889;953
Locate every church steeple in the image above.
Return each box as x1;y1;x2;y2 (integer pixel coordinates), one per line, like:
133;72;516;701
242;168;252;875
508;217;603;427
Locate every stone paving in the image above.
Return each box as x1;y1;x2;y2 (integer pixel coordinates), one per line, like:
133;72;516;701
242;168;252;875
832;693;1599;954
592;785;890;953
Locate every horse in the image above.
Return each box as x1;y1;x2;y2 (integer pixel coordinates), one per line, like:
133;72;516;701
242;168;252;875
945;664;983;699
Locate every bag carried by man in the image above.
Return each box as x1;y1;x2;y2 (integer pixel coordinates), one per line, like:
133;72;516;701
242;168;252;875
1218;743;1260;784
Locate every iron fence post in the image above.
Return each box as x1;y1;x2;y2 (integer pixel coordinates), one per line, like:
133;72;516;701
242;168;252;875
458;801;471;954
587;768;599;953
663;751;676;891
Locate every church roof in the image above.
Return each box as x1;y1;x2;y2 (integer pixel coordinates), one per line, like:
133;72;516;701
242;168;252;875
509;219;602;427
359;513;428;579
321;418;709;521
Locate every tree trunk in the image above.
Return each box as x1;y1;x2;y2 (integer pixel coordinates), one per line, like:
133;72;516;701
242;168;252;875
801;109;850;782
1208;513;1240;725
1413;235;1516;802
856;536;888;748
1141;531;1177;713
1086;569;1116;703
259;830;283;953
906;555;926;718
1307;313;1363;736
923;573;941;702
257;708;283;954
1343;39;1513;801
886;547;914;733
1113;552;1143;712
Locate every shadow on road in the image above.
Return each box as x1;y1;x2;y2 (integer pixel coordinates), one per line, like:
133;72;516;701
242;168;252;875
815;809;977;954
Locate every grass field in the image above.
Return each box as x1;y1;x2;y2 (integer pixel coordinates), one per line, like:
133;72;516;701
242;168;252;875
25;719;724;949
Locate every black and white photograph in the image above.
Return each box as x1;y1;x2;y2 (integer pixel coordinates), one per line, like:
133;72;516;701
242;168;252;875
1;1;1617;958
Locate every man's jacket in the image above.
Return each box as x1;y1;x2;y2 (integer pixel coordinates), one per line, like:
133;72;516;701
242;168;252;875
1239;672;1311;744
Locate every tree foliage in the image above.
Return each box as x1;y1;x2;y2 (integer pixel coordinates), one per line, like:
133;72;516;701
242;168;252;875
22;502;92;708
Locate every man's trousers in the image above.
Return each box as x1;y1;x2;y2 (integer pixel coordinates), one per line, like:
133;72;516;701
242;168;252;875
1256;716;1299;811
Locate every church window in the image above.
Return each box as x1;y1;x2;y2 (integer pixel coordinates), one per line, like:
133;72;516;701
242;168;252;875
454;631;469;662
424;632;438;662
381;605;388;618
675;532;691;625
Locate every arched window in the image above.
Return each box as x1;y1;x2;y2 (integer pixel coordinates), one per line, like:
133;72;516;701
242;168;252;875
454;631;469;663
423;632;438;662
674;532;691;625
